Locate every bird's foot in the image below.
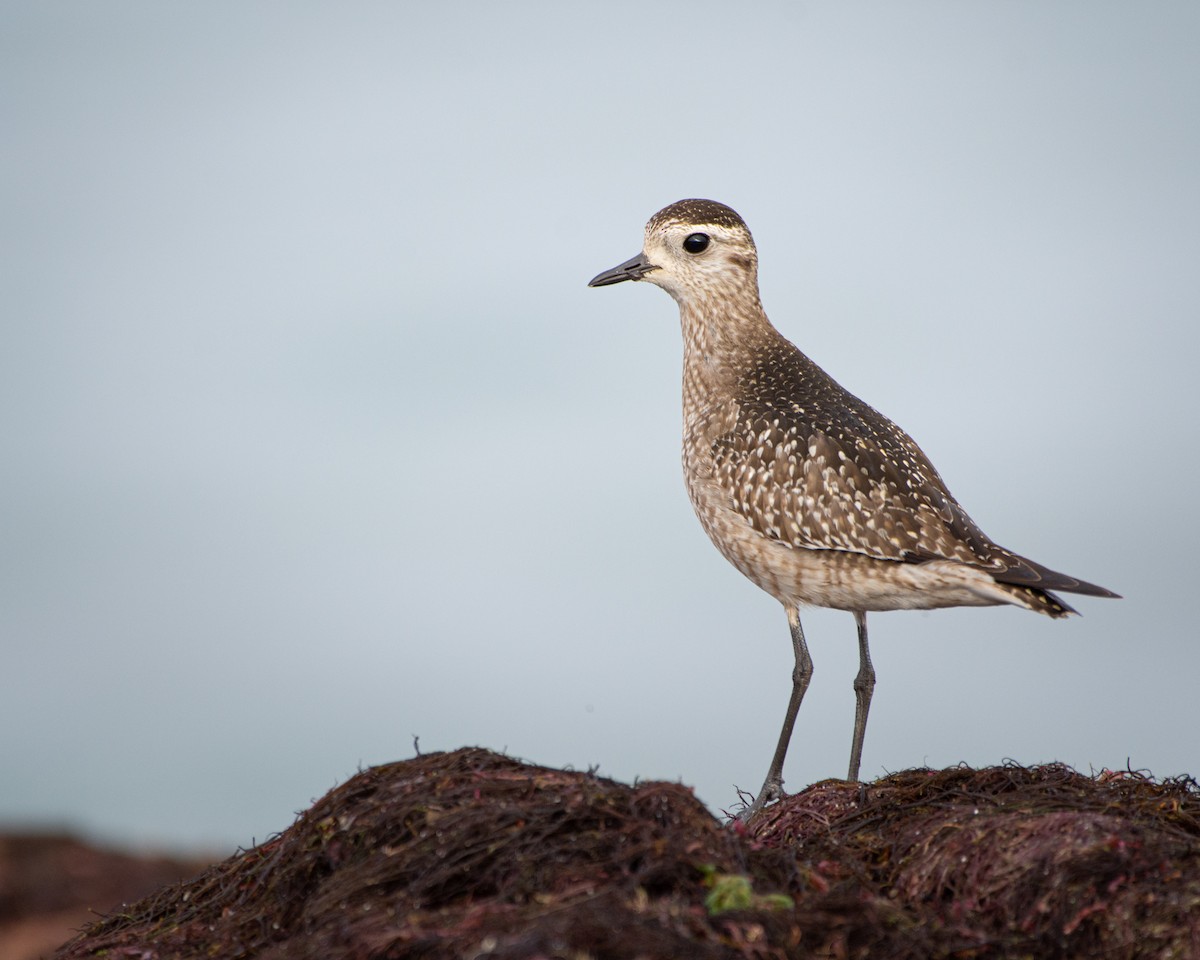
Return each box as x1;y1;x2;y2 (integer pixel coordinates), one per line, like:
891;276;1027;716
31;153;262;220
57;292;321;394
733;776;786;825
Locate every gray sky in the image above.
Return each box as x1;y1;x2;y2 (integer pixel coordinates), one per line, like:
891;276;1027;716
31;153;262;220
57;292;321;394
3;2;1197;852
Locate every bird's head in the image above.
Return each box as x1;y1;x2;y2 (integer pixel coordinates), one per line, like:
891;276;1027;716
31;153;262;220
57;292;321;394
588;199;759;306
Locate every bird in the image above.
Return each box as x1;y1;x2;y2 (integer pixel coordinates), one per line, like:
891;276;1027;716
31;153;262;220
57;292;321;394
588;198;1118;821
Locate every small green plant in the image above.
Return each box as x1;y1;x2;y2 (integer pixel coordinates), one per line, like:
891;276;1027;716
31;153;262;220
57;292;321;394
699;864;794;915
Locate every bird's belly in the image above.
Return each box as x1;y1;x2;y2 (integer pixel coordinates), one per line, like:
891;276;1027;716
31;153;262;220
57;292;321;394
684;473;1001;613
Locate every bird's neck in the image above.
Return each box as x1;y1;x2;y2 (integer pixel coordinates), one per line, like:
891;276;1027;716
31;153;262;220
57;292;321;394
678;291;777;411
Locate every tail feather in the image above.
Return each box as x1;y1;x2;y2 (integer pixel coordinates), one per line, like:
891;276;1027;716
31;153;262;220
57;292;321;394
1004;585;1078;619
992;552;1120;600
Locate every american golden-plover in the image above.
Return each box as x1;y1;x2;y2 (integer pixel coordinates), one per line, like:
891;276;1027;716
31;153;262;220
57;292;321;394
589;198;1118;821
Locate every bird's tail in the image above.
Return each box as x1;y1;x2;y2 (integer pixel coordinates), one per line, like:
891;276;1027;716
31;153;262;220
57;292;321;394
990;553;1120;618
995;583;1078;619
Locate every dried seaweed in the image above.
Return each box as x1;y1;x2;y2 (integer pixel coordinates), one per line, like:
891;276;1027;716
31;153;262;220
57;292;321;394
54;751;1200;959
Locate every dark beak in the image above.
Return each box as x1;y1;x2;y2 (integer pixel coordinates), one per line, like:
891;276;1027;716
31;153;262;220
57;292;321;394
588;252;658;287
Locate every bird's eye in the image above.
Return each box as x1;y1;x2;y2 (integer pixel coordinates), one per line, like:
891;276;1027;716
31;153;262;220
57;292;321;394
683;233;710;254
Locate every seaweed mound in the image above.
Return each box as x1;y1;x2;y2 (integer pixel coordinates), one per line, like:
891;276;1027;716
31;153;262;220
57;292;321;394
55;749;1200;958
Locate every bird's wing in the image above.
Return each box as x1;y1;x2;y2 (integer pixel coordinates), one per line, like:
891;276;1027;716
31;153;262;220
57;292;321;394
710;411;988;565
707;352;1001;568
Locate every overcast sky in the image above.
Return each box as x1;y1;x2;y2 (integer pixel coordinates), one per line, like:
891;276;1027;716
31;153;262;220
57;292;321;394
3;2;1198;852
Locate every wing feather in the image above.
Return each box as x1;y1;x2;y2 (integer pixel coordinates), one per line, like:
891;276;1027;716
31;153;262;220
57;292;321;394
709;339;1002;569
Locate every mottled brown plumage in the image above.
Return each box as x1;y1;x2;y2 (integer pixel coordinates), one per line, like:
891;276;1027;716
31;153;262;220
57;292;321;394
589;198;1118;820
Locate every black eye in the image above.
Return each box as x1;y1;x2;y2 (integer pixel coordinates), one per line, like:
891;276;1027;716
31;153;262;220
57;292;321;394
683;233;710;254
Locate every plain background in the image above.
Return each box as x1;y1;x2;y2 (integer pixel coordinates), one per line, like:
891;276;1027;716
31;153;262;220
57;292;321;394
3;2;1197;852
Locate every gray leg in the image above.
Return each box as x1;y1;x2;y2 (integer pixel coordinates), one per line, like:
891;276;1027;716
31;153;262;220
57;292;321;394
846;610;875;782
737;606;813;822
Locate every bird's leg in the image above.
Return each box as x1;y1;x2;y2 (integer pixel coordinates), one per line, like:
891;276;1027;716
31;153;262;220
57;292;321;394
846;610;875;782
737;606;812;823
